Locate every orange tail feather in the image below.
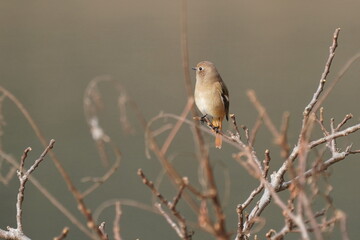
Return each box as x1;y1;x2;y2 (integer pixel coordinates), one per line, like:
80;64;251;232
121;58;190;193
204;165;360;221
212;118;223;149
215;133;222;149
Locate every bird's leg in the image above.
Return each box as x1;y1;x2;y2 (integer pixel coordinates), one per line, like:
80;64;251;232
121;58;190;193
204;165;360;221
200;114;208;124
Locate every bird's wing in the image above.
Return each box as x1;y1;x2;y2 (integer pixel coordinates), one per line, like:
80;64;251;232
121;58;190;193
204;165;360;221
215;80;230;121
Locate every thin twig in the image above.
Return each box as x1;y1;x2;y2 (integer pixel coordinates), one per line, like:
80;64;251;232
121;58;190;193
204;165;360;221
93;198;158;222
161;98;194;154
0;140;55;240
335;114;353;132
53;227;69;240
98;222;108;240
279;148;353;190
81;144;121;198
315;51;360;113
303;28;340;116
113;202;122;240
336;210;350;240
249;115;263;146
236;205;244;239
155;203;186;239
0;149;93;239
309;123;360;148
0;85;102;239
247;90;280;138
17;140;55;232
138;169;192;239
279;112;291;158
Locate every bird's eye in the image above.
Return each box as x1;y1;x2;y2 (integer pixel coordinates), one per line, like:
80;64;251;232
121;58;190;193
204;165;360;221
199;67;203;71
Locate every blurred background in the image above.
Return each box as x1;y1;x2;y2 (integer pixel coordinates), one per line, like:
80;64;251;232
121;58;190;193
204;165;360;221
1;0;360;239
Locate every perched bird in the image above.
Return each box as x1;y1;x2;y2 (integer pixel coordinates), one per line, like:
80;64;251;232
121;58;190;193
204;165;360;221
192;61;229;149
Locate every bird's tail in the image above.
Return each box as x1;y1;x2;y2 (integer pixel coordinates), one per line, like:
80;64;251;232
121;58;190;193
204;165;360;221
212;118;223;149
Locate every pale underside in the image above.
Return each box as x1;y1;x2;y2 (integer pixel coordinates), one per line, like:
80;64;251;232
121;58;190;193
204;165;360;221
195;82;226;119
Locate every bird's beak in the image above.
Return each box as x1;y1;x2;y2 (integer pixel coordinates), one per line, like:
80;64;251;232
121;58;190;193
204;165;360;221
192;67;197;71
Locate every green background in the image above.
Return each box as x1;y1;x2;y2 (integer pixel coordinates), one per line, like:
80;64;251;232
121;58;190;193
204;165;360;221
1;1;360;239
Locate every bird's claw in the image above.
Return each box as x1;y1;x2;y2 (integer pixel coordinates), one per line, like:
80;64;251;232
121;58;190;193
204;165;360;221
200;114;208;124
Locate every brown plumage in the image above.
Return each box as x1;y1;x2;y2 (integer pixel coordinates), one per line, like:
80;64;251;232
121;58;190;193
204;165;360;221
193;61;229;149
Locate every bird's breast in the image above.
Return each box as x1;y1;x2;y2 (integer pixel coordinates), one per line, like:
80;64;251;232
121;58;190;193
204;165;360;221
194;85;225;119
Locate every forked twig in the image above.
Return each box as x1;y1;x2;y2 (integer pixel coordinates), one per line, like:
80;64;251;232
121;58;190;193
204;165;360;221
0;140;55;240
304;28;340;116
138;169;192;240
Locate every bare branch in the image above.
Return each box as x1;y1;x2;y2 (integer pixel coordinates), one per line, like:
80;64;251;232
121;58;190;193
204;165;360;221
315;52;360;113
247;90;280;138
309;123;360;148
138;169;192;240
335;114;353;132
138;168;171;206
230;113;241;139
98;222;108;240
236;205;244;239
161;98;194;155
279;112;291;158
0;140;55;240
113;202;122;240
336;210;350;240
303;28;340;116
53;227;69;240
279;148;352;191
17;140;55;232
93;199;159;223
19;147;31;175
81;145;121;198
0;85;104;239
155;203;187;239
0;149;93;239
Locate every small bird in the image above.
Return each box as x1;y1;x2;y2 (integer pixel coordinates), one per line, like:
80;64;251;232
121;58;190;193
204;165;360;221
192;61;229;149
